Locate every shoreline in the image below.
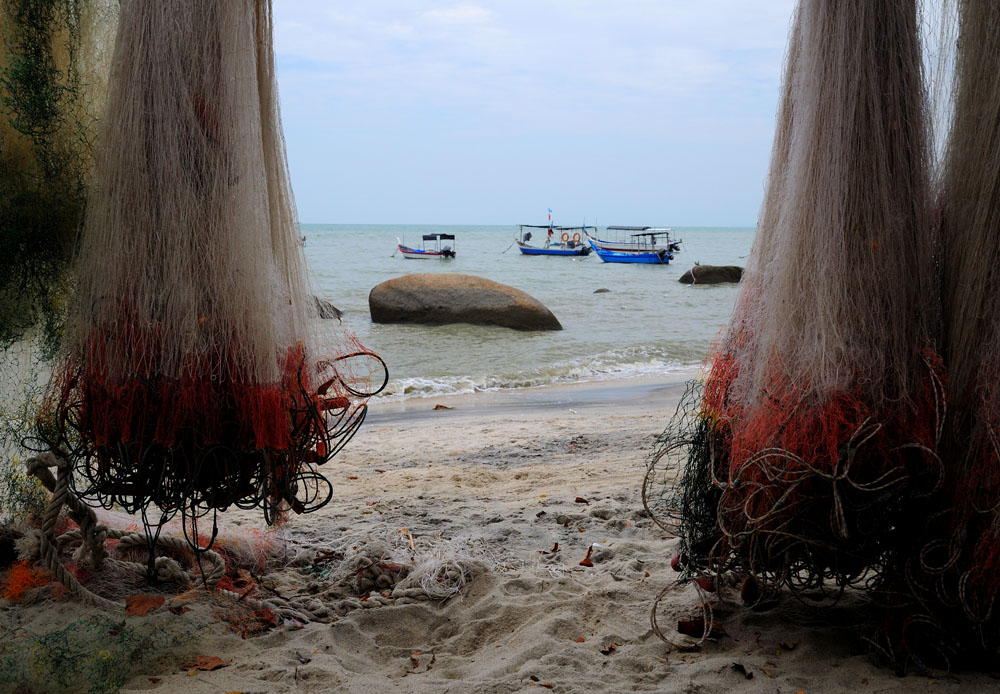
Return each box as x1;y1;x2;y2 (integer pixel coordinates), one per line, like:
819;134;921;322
366;368;702;425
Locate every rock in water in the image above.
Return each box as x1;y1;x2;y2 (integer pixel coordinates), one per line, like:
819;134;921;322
313;296;342;319
369;273;562;330
677;265;743;285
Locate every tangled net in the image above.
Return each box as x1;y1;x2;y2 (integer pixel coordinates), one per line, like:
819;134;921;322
18;0;389;555
643;0;963;667
0;613;205;694
647;355;945;590
869;0;1000;666
32;342;387;544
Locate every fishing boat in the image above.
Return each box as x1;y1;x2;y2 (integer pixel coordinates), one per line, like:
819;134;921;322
584;226;681;254
514;224;592;256
589;241;673;264
397;233;456;259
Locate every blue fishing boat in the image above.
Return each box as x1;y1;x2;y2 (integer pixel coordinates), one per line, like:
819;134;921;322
584;226;682;254
589;240;673;264
515;224;592;256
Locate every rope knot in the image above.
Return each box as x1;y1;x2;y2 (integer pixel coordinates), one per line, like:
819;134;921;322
154;556;190;585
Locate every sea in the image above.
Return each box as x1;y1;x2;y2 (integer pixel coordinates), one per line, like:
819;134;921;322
304;224;754;402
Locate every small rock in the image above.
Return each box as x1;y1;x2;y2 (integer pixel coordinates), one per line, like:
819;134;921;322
592;548;616;563
677;265;743;285
313;296;343;319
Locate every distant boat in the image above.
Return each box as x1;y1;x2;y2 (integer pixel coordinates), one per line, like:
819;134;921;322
585;226;682;254
589;240;673;264
514;224;592;256
397;233;456;259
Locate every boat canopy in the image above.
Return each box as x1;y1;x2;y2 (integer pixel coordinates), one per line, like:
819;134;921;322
518;224;590;230
606;225;672;233
422;233;456;241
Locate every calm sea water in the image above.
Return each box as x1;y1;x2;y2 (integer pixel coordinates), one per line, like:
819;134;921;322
304;224;753;401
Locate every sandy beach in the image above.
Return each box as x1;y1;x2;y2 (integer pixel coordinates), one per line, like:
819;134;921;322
3;373;998;692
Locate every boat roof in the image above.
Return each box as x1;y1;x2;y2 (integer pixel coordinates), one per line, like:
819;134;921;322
606;225;672;233
422;233;456;240
519;224;590;230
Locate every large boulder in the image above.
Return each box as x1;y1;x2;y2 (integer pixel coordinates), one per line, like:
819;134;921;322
369;273;562;330
678;265;743;285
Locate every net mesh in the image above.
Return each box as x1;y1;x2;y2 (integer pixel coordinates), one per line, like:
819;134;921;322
28;0;386;552
647;0;950;664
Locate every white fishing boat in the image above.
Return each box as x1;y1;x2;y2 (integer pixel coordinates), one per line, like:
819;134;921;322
514;224;592;256
396;233;456;259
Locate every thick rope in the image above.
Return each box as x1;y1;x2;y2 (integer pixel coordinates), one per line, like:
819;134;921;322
21;450;329;624
22;451;226;610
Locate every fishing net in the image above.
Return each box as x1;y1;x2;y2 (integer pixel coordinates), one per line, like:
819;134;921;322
648;0;946;645
6;0;387;614
869;0;1000;666
0;612;208;694
298;529;487;611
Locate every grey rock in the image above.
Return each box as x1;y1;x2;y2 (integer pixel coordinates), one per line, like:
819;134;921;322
677;265;743;284
313;296;343;319
591;547;616;563
369;273;561;330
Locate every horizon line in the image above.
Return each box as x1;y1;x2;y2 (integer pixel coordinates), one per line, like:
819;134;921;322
297;221;758;228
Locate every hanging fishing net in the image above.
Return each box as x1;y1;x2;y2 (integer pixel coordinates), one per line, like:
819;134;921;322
21;0;386;582
648;0;945;629
868;0;1000;666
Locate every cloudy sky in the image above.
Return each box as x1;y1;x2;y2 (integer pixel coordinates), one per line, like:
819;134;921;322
273;1;797;226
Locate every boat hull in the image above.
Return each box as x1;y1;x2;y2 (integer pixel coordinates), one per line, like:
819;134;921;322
590;242;671;264
398;245;453;259
516;242;590;256
590;240;679;253
584;230;680;254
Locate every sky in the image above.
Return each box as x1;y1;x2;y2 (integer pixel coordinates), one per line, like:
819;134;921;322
273;1;797;227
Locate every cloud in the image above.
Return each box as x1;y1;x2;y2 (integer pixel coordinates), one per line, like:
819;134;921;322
422;4;495;25
274;1;797;113
272;1;798;223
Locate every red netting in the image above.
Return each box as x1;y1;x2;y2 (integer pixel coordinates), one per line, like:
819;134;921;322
33;329;387;540
687;347;945;591
1;559;52;602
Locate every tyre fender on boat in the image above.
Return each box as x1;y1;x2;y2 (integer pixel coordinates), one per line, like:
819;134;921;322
561;232;570;242
572;232;581;243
